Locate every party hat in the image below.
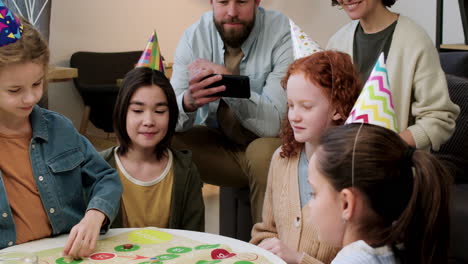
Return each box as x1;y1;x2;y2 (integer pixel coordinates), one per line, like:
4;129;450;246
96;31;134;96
136;30;165;73
0;0;23;47
289;19;322;60
345;53;398;132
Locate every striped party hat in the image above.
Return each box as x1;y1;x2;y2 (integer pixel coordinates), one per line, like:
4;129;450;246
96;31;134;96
289;19;322;60
345;53;398;132
0;0;23;47
136;30;165;73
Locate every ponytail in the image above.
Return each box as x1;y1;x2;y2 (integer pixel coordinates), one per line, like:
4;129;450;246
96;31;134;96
317;124;452;264
387;150;451;264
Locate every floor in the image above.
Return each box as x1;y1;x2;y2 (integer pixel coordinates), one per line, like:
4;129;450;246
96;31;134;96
84;125;220;234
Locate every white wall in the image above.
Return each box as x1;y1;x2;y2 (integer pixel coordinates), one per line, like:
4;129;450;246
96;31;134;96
48;0;465;127
391;0;464;44
48;0;212;125
443;0;465;44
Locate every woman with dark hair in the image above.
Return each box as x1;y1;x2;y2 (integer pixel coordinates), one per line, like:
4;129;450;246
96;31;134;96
308;123;451;263
250;51;362;264
327;0;459;151
100;67;204;231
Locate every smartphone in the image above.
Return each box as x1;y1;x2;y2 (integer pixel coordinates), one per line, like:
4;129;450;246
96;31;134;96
203;74;251;98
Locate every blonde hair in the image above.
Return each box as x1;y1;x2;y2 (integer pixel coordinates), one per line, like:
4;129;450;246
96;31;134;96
0;16;49;69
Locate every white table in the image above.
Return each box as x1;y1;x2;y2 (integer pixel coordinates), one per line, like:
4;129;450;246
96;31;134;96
0;228;285;264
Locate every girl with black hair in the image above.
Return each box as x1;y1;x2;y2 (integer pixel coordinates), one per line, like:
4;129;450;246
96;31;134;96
100;68;204;231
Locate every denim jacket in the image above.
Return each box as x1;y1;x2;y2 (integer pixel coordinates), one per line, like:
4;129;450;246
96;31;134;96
0;106;122;249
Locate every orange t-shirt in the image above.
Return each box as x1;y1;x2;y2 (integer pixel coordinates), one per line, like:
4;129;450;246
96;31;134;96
0;132;52;243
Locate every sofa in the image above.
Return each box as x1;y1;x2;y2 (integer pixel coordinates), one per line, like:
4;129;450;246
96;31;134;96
432;74;468;264
437;52;468;264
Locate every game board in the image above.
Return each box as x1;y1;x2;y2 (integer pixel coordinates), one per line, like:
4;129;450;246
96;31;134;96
35;228;273;264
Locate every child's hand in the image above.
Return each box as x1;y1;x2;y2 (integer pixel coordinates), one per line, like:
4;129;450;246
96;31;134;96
62;209;106;258
258;237;303;264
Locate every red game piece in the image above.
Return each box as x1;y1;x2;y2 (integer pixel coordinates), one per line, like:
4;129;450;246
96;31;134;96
123;244;133;249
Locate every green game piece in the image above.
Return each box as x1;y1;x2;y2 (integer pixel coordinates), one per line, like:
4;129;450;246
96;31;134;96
233;261;255;264
166;247;192;254
138;261;163;264
114;244;141;252
194;244;221;250
195;261;222;264
155;254;179;261
55;257;83;264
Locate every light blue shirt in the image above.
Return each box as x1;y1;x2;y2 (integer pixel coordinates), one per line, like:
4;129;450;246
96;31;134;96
332;240;398;264
171;7;293;137
299;149;312;208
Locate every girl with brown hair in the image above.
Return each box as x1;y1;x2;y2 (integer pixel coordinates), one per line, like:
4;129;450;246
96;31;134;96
0;6;121;257
308;123;451;263
250;50;362;264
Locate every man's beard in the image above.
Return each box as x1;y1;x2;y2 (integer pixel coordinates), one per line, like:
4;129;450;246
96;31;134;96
214;14;255;48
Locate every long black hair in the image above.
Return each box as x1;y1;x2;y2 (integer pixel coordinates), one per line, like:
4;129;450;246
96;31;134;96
113;67;178;160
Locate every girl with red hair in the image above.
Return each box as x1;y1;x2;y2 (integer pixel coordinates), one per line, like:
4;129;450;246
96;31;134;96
251;50;362;264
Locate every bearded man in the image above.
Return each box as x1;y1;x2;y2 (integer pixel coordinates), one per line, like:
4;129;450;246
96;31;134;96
170;0;293;224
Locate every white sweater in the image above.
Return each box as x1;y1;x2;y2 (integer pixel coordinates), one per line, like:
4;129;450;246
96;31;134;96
327;16;459;150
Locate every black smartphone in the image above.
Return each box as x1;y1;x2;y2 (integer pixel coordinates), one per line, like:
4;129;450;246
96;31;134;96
203;74;251;98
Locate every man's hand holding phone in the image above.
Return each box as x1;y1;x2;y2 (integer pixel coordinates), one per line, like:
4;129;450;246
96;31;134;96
189;59;231;76
183;69;226;113
183;59;250;113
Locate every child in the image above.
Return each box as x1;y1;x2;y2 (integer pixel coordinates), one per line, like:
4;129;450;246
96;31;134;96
0;5;122;258
250;51;362;264
327;0;459;151
308;123;451;263
99;67;205;231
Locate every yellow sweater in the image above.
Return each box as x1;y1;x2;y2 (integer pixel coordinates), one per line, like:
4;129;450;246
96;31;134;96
251;148;339;264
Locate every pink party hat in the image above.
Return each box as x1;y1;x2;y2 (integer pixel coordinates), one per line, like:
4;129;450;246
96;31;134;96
136;30;165;73
345;53;398;132
289;19;322;60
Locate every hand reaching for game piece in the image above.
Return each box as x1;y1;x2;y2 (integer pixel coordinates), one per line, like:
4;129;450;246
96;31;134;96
258;237;303;264
62;209;107;258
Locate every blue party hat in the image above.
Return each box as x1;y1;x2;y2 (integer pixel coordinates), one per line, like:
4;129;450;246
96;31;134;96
0;0;23;47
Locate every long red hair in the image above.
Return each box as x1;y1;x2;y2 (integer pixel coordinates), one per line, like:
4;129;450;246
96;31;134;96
280;50;362;158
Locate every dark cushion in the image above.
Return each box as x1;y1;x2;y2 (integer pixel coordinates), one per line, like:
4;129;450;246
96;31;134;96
439;52;468;79
449;184;468;263
431;74;468;184
219;187;252;242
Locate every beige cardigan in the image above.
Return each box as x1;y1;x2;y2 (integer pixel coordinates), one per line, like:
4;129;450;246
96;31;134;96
327;16;459;150
251;148;339;264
